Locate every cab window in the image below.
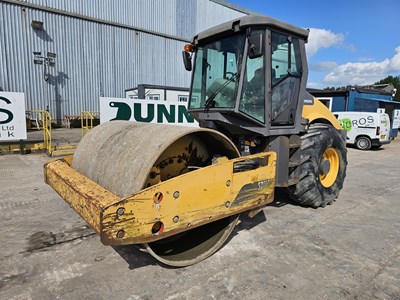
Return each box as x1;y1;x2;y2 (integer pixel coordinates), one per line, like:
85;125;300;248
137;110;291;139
239;29;265;123
271;31;302;126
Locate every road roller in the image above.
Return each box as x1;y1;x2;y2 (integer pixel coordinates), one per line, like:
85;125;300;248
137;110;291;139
44;15;347;267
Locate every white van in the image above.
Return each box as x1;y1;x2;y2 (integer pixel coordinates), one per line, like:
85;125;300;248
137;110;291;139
334;111;391;150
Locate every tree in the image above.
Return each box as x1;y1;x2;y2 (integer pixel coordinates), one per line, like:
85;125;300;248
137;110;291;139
323;86;346;91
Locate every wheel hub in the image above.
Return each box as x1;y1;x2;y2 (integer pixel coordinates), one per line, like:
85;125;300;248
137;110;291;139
359;139;368;148
319;147;340;188
319;159;331;175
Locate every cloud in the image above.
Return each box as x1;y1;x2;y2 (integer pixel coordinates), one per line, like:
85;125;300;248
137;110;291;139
306;28;344;56
357;57;375;62
390;46;400;70
310;61;338;72
323;46;400;86
307;81;324;89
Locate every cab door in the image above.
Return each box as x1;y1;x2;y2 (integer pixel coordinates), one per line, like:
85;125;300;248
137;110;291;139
270;31;303;127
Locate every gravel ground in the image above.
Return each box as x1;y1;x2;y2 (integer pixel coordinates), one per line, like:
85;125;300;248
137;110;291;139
0;138;399;300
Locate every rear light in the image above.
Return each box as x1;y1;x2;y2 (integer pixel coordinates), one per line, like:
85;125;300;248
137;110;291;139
376;126;380;135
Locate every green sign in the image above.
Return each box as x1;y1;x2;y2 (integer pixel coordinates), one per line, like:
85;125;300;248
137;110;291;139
0;96;14;124
339;118;352;132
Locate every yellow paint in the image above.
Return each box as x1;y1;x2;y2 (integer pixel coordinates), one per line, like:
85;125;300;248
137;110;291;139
44;152;276;245
0;142;45;153
44;159;120;233
26;110;52;154
80;111;99;137
319;147;340;188
302;98;342;130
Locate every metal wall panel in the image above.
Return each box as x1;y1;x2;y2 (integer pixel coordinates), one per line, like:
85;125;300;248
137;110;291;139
12;0;248;40
0;0;248;119
14;0;179;37
176;0;197;39
196;0;245;32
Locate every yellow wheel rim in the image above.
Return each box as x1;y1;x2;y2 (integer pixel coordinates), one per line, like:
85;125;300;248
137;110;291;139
319;147;339;188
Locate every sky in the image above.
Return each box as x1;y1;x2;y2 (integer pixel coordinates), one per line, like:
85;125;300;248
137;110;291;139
227;0;400;89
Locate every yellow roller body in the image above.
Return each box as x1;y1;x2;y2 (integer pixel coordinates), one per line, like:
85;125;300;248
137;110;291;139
45;151;275;244
45;121;277;266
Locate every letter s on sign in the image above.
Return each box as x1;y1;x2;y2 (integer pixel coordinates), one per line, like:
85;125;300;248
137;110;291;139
0;96;14;124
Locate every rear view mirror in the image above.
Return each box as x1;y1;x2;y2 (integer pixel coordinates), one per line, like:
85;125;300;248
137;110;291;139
248;33;263;59
182;51;192;71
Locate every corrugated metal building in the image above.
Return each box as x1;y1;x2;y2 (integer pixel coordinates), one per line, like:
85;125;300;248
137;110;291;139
0;0;249;122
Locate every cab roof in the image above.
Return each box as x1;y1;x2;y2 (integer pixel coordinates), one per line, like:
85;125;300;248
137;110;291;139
193;14;309;44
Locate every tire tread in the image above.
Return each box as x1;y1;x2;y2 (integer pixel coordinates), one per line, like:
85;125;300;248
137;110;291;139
287;123;347;208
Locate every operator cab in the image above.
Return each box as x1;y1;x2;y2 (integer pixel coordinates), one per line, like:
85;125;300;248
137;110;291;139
183;15;309;138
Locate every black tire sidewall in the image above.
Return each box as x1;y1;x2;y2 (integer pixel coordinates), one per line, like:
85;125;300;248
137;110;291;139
288;123;347;207
356;137;371;150
311;125;347;203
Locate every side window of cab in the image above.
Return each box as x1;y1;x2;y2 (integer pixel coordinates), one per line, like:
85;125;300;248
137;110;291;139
271;31;302;126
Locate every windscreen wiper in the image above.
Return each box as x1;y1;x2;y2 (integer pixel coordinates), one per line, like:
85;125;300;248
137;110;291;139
204;72;238;111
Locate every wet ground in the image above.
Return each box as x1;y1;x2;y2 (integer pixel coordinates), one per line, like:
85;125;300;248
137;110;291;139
0;139;399;299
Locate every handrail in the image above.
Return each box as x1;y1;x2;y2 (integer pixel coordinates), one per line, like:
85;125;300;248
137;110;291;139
26;110;52;154
81;111;99;137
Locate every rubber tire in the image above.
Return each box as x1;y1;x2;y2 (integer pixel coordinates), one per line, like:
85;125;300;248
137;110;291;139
355;136;372;150
287;123;347;208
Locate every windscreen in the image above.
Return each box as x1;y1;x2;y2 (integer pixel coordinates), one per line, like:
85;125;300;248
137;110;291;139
189;33;246;109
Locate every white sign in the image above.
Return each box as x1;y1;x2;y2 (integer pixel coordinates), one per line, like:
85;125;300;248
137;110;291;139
377;108;385;114
393;109;400;129
0;92;27;141
100;97;199;127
